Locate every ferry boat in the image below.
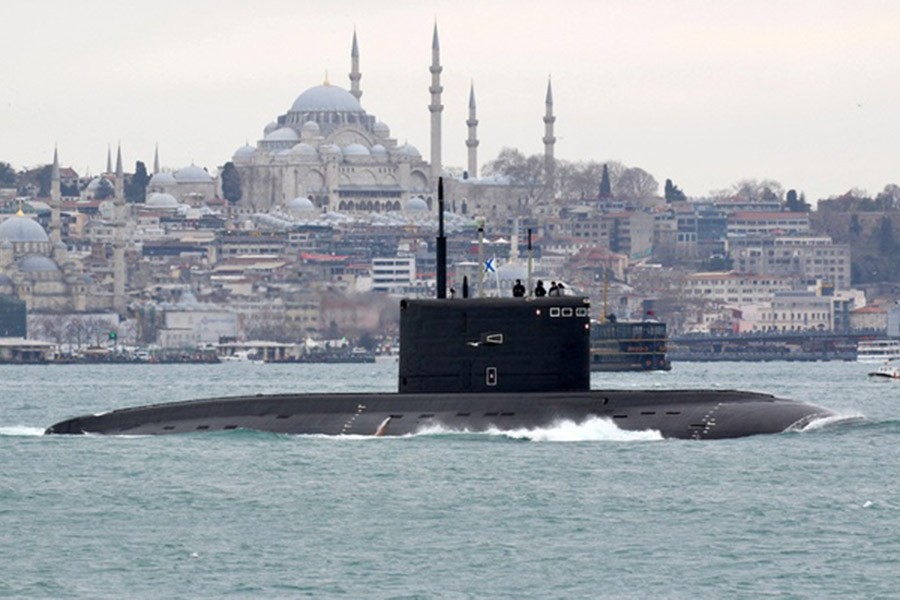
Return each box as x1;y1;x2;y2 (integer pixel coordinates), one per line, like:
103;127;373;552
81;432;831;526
856;339;900;363
590;318;671;372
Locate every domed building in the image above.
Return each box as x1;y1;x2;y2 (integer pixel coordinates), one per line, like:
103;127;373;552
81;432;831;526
231;31;435;214
0;210;89;312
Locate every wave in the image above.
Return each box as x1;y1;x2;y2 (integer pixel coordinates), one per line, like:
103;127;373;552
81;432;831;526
786;411;868;434
0;425;46;437
412;417;663;442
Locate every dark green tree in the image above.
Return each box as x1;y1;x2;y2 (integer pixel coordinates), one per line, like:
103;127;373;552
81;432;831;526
0;162;16;187
598;164;612;199
664;178;686;202
877;216;895;254
784;189;810;212
125;161;149;202
221;161;243;205
849;213;862;237
36;164;52;197
94;178;115;200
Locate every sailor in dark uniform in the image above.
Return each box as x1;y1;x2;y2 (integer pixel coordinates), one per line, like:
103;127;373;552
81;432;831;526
512;279;526;297
534;280;547;297
548;281;559;296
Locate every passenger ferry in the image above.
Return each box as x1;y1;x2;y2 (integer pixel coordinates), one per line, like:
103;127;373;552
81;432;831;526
590;318;672;372
856;339;900;363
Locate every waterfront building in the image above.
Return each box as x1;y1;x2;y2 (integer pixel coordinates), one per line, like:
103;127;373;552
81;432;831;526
729;235;851;289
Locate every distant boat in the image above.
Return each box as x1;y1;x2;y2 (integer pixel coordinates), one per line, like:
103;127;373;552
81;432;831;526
219;349;263;364
857;340;900;363
868;359;900;380
590;318;671;372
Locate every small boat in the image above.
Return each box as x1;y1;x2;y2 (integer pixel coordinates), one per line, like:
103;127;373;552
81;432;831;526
857;339;900;363
868;360;900;380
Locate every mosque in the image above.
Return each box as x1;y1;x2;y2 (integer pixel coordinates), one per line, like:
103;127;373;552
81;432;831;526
0;148;127;314
230;26;557;217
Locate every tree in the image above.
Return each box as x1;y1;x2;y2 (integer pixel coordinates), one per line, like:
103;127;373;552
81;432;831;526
94;178;114;200
221;162;243;205
125;161;149;202
784;189;810;212
664;178;686;202
877;216;895;255
849;213;862;238
727;179;784;203
0;162;16;187
614;167;658;201
482;148;548;204
598;164;612;199
36;164;52;197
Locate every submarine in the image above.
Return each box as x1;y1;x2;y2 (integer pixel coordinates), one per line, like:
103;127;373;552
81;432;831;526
46;182;837;440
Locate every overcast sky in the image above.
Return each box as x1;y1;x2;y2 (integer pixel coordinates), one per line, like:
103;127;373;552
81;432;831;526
3;0;899;201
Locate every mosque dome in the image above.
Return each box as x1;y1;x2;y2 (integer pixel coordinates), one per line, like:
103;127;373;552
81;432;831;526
265;127;300;143
405;197;428;211
301;121;321;135
0;215;50;243
174;165;213;183
343;143;370;157
85;177;106;191
0;272;12;286
398;143;421;157
289;143;318;156
319;144;342;156
148;172;177;187
371;144;387;156
289;197;316;212
264;121;279;135
290;84;363;113
233;144;257;158
146;192;180;209
17;254;59;273
373;122;390;138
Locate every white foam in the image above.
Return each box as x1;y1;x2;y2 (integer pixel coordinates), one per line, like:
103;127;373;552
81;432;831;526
789;412;865;433
0;425;46;437
414;416;662;442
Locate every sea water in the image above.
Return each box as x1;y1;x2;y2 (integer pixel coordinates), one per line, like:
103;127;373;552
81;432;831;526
1;361;897;599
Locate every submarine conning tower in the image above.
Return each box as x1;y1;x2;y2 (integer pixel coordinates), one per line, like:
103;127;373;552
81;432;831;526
398;296;591;394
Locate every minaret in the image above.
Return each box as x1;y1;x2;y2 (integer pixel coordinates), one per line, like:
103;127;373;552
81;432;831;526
153;143;160;174
50;146;62;245
466;82;479;179
349;29;362;102
106;146;113;174
543;78;557;183
113;144;126;315
429;23;443;182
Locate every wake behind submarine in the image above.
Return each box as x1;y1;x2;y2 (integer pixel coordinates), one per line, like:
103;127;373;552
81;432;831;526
46;183;836;440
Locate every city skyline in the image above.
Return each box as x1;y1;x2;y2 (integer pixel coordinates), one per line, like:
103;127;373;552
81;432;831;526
3;0;900;202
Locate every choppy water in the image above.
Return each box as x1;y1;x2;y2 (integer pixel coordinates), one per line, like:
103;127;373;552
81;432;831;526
1;361;897;599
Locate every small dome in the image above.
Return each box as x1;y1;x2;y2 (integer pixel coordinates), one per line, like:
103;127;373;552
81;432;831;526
405;197;428;211
290;84;363;113
301;121;321;134
233;144;257;158
371;144;387;155
265;127;300;143
343;143;370;156
320;144;342;156
289;143;318;156
148;172;177;187
289;197;315;212
264;121;279;135
399;143;421;157
174;165;213;183
373;122;390;138
85;177;106;191
0;215;50;243
146;192;180;208
0;272;12;286
17;254;59;273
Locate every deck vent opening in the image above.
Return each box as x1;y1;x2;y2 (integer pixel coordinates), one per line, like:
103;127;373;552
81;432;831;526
276;415;290;419
666;411;681;415
224;425;238;430
612;414;628;419
640;411;656;416
562;307;573;317
456;412;471;417
196;425;210;430
690;423;707;429
163;425;175;430
500;412;515;417
419;413;435;419
549;307;561;317
389;414;404;419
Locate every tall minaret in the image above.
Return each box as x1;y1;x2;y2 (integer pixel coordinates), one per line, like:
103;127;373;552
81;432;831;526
466;82;479;179
429;23;443;181
50;146;62;245
349;29;362;102
113;144;126;315
153;143;160;174
106;146;113;174
543;78;556;182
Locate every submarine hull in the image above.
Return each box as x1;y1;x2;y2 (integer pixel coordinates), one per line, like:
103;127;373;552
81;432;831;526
45;389;835;440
